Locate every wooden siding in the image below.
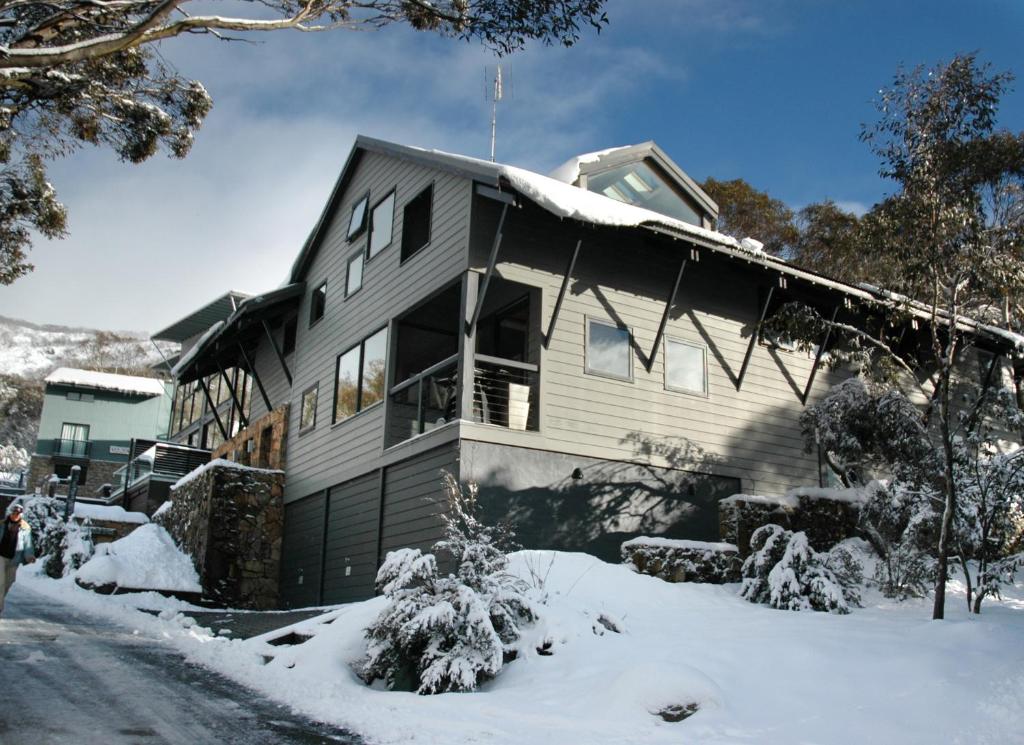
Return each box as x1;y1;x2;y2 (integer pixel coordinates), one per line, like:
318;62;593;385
380;443;457;558
247;328;294;422
282;151;472;503
467;197;845;497
322;472;381;604
279;491;326;609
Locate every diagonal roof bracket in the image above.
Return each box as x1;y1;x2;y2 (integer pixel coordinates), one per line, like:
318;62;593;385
544;238;582;349
197;377;228;441
801;306;839;405
468;203;509;332
237;342;273;416
261;319;292;386
736;286;775;392
645;256;688;372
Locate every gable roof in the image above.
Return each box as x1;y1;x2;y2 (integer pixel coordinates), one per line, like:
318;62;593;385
287;135;1024;357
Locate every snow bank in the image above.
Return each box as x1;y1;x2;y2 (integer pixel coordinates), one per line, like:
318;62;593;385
722;486;868;509
172;458;284;491
73;503;149;525
45;367;166;397
74;524;200;593
18;549;1024;745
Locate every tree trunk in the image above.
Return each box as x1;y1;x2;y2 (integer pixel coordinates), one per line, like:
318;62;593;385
957;553;973;613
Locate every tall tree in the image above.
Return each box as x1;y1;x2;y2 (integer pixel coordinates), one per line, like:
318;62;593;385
771;54;1024;620
701;177;799;256
0;0;610;284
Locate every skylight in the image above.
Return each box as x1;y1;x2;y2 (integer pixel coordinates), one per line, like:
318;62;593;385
586;161;702;226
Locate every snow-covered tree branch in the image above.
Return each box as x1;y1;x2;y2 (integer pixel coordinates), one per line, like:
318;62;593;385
0;0;609;284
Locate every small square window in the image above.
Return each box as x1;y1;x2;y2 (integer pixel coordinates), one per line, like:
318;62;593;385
665;338;707;395
401;184;433;262
66;391;80;401
310;282;327;327
347;193;369;240
585;319;632;381
368;191;395;259
300;384;318;432
346;251;364;297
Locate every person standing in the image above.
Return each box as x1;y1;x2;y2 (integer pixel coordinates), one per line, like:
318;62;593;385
0;503;35;616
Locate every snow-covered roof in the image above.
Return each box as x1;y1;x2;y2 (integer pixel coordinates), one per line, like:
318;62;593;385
45;367;167;397
548;145;633;185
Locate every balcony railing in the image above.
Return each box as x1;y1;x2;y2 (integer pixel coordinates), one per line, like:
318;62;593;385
386;353;539;445
53;438;90;458
387;354;459;446
472;355;539;432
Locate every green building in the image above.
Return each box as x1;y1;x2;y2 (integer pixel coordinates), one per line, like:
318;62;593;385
28;368;172;498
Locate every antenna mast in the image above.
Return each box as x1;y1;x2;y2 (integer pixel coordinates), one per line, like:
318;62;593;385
487;64;507;162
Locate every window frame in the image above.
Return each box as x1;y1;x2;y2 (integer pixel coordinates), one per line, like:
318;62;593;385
299;383;319;434
346;192;370;241
663;336;709;397
309;281;327;328
345;249;364;298
366;189;396;260
400;182;434;263
332;326;388;425
584;317;634;382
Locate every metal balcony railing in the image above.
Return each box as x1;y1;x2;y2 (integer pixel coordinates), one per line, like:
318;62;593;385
472;355;539;432
387;354;459;446
53;438;90;458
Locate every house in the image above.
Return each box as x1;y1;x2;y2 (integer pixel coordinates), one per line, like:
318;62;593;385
164;136;1018;608
27;368;173;498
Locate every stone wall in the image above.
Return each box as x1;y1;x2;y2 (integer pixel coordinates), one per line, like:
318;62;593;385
720;488;864;557
154;461;284;610
621;537;742;584
27;456;122;499
212;405;289;471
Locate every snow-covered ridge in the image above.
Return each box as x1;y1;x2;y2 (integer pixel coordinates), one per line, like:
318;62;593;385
172;458;284;491
45;367;167;397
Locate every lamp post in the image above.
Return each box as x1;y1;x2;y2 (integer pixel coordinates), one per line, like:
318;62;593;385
63;465;80;522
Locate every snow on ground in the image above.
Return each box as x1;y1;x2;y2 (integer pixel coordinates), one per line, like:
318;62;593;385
73;524;201;592
17;551;1024;745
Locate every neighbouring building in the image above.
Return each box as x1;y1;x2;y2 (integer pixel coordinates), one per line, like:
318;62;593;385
28;368;173;498
163;136;1019;608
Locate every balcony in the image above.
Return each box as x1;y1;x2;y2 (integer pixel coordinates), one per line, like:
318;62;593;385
53;438;90;459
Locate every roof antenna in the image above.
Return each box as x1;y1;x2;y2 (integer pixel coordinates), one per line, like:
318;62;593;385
485;64;510;162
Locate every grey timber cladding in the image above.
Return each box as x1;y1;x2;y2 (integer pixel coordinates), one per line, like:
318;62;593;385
322;472;380;604
280;491;326;609
283;150;472;502
247;330;293;422
380;443;458;559
467;197;845;498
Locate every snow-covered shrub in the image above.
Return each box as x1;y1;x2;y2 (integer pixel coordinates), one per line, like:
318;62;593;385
740;524;861;614
362;472;535;694
14;495;66;578
60;518;94;575
0;444;29;483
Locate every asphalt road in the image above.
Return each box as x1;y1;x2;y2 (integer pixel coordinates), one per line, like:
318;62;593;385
0;584;363;745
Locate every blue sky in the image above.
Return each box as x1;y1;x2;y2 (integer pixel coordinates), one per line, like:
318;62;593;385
1;0;1021;333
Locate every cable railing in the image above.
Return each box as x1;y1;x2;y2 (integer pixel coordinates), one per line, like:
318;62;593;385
472;355;538;432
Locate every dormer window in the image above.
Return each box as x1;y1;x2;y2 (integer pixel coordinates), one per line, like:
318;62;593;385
586;160;702;226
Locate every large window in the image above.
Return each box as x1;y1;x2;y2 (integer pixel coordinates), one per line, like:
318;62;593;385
664;338;707;395
300;384;318;432
334;327;388;422
368;191;395;259
346;250;364;297
585;319;632;381
401;184;433;262
347;193;369;240
310;282;327;326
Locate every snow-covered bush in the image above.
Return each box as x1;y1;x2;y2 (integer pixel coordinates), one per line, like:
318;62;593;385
14;495;95;577
362;472;535;694
740;524;861;614
0;443;29;483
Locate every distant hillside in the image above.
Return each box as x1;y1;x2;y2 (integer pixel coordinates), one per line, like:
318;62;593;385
0;315;176;380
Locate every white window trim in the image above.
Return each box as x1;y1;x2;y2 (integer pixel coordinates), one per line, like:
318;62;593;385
663;336;709;397
584;316;634;382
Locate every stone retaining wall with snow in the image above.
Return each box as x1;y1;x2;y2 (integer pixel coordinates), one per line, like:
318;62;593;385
621;537;742;584
154;460;285;609
719;487;865;557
